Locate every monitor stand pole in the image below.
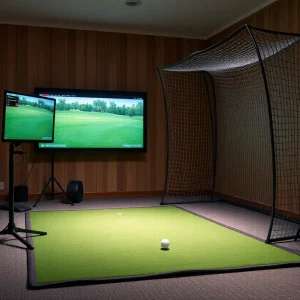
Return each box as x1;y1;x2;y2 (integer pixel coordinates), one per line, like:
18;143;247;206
0;142;47;250
33;153;74;207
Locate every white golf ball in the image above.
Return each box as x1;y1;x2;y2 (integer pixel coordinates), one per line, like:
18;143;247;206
161;238;170;249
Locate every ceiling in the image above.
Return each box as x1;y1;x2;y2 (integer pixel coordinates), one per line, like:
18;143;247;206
0;0;276;39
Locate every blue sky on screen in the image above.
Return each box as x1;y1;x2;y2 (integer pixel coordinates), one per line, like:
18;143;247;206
44;96;142;107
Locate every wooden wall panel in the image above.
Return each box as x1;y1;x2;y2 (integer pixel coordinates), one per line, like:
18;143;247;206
116;34;128;193
146;36;157;191
0;24;207;199
95;32;108;194
209;0;299;45
26;27;40;194
5;26;17;192
126;34;138;192
106;33;119;192
84;31;98;193
51;29;67;193
0;25;6;196
154;36;165;191
37;28;52;194
136;35;148;192
74;31;87;188
63;30;77;194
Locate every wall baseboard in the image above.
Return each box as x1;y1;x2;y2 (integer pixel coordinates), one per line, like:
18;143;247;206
0;190;163;201
1;190;299;221
215;192;300;221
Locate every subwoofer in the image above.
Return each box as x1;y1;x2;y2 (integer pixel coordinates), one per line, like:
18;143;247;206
14;185;28;202
66;180;83;203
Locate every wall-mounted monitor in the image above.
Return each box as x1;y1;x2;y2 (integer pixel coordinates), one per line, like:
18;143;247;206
1;90;56;143
35;88;147;152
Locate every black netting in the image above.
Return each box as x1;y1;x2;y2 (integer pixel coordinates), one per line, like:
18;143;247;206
159;71;214;204
158;25;300;243
254;30;300;241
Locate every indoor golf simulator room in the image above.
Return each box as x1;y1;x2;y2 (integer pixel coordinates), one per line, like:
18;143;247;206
0;1;300;299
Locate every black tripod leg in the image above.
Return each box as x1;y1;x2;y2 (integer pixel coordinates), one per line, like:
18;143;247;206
11;231;34;250
0;223;46;249
0;227;9;235
33;177;52;207
16;227;47;236
295;227;300;241
54;178;74;206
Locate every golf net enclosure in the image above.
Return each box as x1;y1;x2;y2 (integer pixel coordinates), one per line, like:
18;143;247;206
158;25;300;244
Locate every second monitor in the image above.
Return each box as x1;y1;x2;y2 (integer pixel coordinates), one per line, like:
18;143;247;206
1;90;56;143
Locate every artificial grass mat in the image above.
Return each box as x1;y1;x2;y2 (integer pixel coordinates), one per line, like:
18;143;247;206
26;206;300;288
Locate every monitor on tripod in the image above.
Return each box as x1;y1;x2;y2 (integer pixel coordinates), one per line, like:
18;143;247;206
2;90;56;142
0;90;56;250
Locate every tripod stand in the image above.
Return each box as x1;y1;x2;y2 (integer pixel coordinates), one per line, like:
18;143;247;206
0;142;47;250
33;153;74;207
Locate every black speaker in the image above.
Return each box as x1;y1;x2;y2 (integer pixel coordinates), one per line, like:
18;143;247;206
14;185;28;202
66;180;84;203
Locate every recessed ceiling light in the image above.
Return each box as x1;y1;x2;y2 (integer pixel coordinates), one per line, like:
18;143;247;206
124;0;143;7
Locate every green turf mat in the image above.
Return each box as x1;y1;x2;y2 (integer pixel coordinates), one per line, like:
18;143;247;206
26;206;300;288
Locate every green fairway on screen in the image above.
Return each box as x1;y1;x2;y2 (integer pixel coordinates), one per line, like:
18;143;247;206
38;94;144;149
3;92;55;141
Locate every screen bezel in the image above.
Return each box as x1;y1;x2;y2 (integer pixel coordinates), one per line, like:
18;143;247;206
34;87;147;153
1;90;56;143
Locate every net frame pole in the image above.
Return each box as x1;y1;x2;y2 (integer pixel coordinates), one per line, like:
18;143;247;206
203;71;218;201
246;26;277;244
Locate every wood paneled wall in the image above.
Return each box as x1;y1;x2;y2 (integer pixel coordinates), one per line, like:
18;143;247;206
0;24;207;198
208;0;299;45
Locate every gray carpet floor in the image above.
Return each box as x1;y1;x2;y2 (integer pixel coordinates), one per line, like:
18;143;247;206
0;197;300;300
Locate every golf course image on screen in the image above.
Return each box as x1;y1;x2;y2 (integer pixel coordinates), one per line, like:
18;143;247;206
2;92;55;142
38;94;145;150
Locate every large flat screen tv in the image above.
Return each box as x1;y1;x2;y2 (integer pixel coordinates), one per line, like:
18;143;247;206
35;88;147;152
1;90;56;143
